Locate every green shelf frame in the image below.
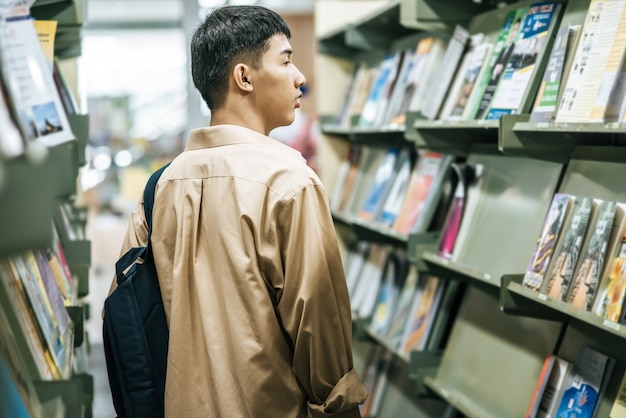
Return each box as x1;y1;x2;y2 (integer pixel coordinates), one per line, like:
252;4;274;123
66;305;84;348
0;157;55;256
408;349;443;397
421;251;500;288
67;114;90;167
498;114;626;162
31;0;85;26
34;373;92;418
407;230;439;268
46;141;79;199
501;275;626;339
318;1;417;58
60;239;91;297
411;119;499;153
399;0;495;32
423;375;495;418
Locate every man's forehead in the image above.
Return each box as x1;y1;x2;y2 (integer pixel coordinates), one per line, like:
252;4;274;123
266;33;293;55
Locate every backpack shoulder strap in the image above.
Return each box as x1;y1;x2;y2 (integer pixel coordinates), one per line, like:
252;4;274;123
143;162;172;231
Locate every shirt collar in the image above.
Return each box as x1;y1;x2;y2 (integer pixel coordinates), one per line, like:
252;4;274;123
185;124;304;162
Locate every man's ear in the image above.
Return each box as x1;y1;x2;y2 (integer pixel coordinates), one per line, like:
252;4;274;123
233;63;253;92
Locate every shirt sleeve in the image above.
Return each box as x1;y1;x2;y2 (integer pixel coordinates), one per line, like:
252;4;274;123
275;183;368;417
105;201;149;298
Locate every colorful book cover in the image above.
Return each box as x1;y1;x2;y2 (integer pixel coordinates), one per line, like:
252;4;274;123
471;6;529;120
358;53;402;128
486;2;559;120
555;346;615;418
420;24;470;120
370;252;408;336
543;197;594;301
594;223;626;322
438;181;465;259
555;0;624;123
522;193;572;291
400;275;444;354
567;200;617;311
358;147;401;222
378;150;412;227
445;39;493;120
385;264;420;349
335;145;364;213
393;151;444;235
530;25;575;124
535;356;573;418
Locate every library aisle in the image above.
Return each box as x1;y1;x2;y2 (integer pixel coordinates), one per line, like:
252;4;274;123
85;210;128;418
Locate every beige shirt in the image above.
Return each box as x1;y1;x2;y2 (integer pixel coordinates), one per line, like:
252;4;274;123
113;125;367;417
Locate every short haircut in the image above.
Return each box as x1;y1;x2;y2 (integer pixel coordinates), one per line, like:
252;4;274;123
191;5;291;111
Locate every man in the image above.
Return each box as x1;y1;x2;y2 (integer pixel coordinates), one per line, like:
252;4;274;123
111;5;367;417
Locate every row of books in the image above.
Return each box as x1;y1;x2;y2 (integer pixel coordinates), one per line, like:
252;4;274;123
335;0;626;130
526;345;621;418
0;220;78;382
0;7;77;159
344;243;461;357
522;194;626;325
330;144;454;236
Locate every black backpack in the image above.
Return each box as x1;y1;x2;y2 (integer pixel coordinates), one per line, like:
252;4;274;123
103;163;171;418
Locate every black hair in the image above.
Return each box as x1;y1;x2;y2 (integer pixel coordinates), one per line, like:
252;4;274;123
190;5;291;111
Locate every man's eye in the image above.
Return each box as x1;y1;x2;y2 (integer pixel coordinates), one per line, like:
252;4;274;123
285;60;292;65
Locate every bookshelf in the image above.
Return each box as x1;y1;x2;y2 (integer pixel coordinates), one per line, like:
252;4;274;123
0;1;93;417
316;0;626;417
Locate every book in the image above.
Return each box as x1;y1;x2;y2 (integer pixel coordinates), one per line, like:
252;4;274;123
522;193;574;291
555;346;616;418
392;151;449;235
9;253;66;377
438;33;485;121
400;275;445;354
555;0;626;123
530;25;579;124
344;242;371;301
344;146;388;218
420;24;471;120
333;144;364;214
358;147;401;222
0;293;44;418
358;52;403;128
526;354;573;418
437;173;465;259
345;65;378;128
351;244;392;319
400;36;447;125
359;346;391;417
609;372;626;418
378;149;412;227
385;263;420;349
593;215;626;322
382;47;417;127
369;251;409;336
590;4;626;123
535;356;573;418
485;2;560;120
567;201;624;311
471;6;529;120
543;197;596;301
0;259;54;381
443;38;493;121
0;12;74;147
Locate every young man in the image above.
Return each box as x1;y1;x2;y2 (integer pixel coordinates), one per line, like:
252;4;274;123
110;5;367;417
